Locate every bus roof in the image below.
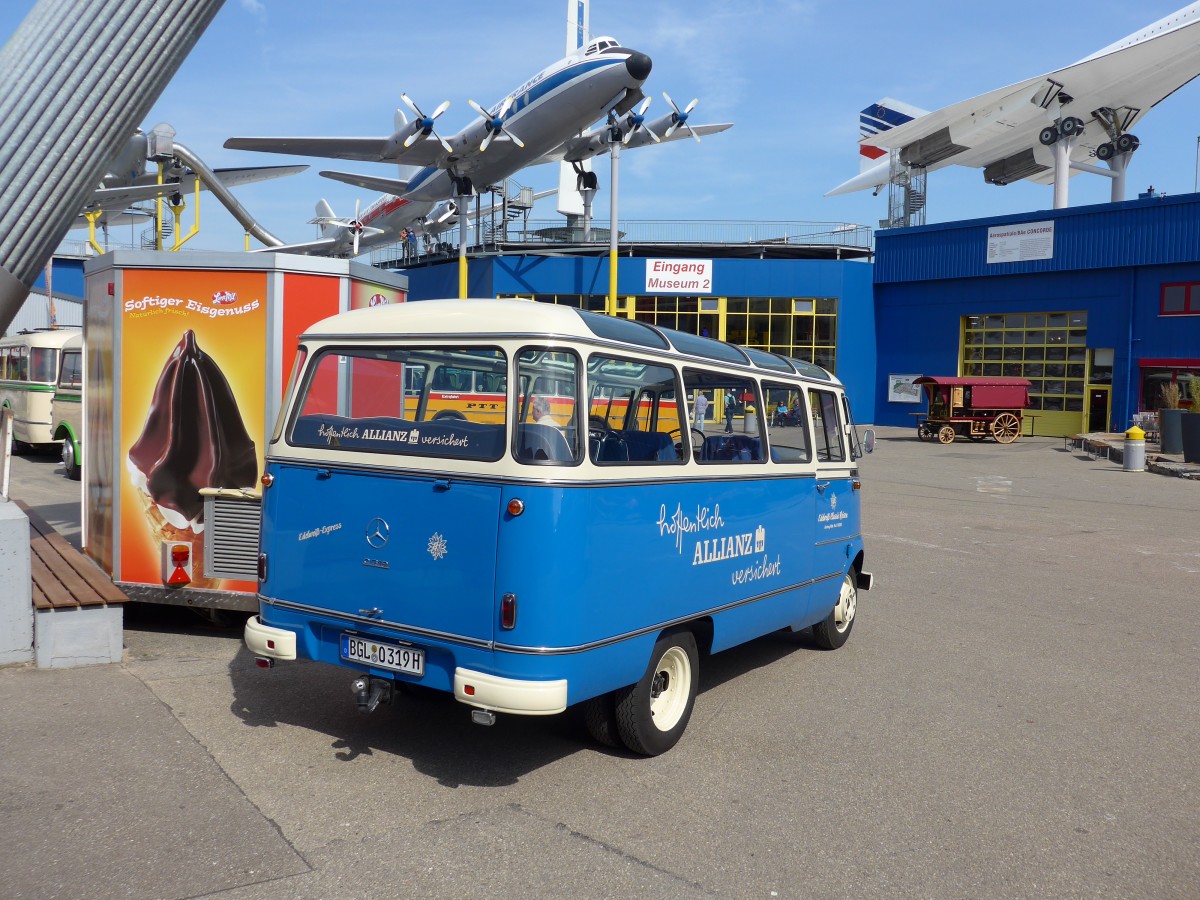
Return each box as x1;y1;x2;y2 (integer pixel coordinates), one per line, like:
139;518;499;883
0;327;81;349
303;299;839;384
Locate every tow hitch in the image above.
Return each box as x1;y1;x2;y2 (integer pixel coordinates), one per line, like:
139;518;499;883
351;676;393;713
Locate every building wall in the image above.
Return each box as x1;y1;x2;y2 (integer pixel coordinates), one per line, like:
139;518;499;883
406;255;878;420
873;194;1200;434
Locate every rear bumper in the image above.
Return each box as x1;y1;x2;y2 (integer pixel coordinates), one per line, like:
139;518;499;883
454;668;568;716
857;569;874;591
245;615;298;660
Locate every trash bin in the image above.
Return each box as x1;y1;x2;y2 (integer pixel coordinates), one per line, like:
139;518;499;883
1123;425;1145;472
742;405;758;435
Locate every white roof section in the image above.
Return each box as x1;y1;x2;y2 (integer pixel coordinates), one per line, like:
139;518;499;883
305;298;589;339
3;290;83;337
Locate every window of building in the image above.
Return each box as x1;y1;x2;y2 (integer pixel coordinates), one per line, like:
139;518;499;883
962;311;1087;413
1161;283;1200;316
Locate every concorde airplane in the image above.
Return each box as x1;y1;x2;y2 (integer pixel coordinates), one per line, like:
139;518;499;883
77;127;305;231
224;35;731;239
827;2;1200;207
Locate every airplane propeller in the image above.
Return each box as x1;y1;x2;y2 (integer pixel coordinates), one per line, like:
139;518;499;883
469;96;525;151
662;92;701;143
621;97;660;145
308;198;383;256
400;94;453;152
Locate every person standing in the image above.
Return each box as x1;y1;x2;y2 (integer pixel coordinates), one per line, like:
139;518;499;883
694;391;709;428
724;389;736;433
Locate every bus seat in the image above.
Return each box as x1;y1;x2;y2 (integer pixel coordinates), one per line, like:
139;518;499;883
617;430;674;461
705;434;761;461
516;423;573;462
594;433;629;463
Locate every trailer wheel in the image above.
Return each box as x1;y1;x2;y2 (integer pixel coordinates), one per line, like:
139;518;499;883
937;425;956;444
992;413;1021;444
812;571;857;650
916;422;933;441
614;631;699;756
581;692;621;748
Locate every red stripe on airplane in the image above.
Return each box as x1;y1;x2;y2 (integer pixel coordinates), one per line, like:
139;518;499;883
859;145;887;160
364;196;410;224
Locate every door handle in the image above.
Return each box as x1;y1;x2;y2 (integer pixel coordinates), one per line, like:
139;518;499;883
816;481;830;494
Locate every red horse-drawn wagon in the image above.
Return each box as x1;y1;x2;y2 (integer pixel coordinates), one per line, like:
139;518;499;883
913;376;1032;444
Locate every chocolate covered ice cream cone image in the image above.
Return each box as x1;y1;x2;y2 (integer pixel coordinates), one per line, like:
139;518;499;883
127;330;258;588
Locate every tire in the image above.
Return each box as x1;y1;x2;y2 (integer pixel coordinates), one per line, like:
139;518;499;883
1096;142;1115;161
1038;126;1059;146
916;423;933;442
1116;133;1139;153
581;692;621;748
614;631;699;756
937;424;956;444
812;571;857;650
61;438;81;480
1060;116;1084;136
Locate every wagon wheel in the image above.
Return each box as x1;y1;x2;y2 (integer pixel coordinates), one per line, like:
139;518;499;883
916;422;933;442
937;425;956;444
991;412;1021;444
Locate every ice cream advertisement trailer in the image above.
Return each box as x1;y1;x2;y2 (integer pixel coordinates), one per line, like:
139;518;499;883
82;251;407;613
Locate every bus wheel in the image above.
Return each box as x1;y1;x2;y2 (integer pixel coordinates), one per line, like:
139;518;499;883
61;439;81;480
614;631;698;756
581;692;621;748
812;572;857;650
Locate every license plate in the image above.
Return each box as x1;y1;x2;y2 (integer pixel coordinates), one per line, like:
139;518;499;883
340;634;425;676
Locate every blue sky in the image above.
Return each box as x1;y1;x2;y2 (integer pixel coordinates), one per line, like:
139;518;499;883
3;0;1199;251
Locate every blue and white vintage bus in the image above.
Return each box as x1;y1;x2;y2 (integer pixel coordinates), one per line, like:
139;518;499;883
245;299;875;755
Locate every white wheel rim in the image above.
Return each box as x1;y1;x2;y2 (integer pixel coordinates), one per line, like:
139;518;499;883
649;646;692;732
834;576;857;633
62;441;74;469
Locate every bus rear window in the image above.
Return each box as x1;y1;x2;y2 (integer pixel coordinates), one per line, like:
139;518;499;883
289;345;507;461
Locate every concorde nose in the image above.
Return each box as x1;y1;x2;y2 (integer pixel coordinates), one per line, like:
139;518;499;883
625;50;652;82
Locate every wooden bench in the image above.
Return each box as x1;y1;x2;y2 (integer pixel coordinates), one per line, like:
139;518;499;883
15;500;126;668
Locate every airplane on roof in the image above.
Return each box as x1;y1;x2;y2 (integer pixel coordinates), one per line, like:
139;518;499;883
276;184;557;258
77;126;305;233
224;35;731;223
827;3;1200;210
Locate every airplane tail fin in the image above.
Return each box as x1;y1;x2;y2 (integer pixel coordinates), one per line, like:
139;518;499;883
393;108;423;183
858;98;927;170
314;199;338;238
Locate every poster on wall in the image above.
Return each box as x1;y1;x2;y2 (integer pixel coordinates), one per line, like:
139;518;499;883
118;269;268;592
352;279;406;310
986;221;1054;263
888;374;923;403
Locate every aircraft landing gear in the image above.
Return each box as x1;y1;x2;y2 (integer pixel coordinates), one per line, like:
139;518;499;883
1039;125;1059;146
450;174;474;197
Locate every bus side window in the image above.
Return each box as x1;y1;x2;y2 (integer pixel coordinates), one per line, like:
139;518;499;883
682;371;763;464
764;382;810;463
516;347;581;464
590;355;685;465
809;389;846;462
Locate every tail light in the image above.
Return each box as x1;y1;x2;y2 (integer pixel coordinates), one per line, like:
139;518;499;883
500;592;517;630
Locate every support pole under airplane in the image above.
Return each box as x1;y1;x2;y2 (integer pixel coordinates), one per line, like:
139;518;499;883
0;0;227;335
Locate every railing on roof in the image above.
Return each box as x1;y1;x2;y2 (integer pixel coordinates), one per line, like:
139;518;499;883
368;219;873;267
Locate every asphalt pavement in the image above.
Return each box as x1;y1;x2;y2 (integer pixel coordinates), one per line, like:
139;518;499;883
1;429;1197;898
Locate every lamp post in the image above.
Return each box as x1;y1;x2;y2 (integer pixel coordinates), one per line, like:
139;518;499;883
607;120;621;317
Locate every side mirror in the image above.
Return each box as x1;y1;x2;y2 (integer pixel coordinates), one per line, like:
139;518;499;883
861;428;876;455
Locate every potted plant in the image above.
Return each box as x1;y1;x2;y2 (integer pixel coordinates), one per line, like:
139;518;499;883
1181;377;1200;463
1158;381;1183;454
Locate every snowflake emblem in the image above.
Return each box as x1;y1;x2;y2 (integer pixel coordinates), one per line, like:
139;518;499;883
427;532;448;560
